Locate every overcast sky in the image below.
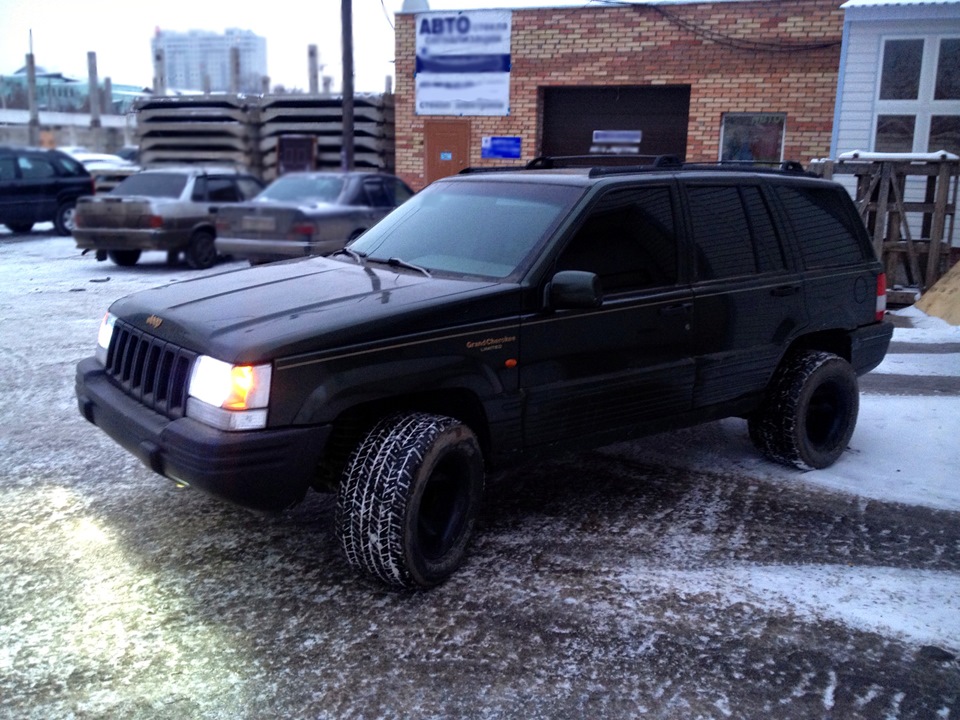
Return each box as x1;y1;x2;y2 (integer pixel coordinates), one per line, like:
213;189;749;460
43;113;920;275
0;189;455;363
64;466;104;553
0;0;591;93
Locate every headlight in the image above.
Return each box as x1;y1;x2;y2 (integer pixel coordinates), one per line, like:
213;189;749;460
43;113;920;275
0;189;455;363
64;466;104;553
95;312;117;365
187;355;272;431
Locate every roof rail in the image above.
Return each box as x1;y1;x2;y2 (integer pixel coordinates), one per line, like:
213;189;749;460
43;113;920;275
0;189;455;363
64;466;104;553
458;156;813;177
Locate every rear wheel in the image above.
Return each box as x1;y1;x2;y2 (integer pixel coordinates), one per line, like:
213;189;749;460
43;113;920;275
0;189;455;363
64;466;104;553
185;229;217;269
748;350;859;470
53;201;77;236
108;249;141;266
4;222;33;234
336;412;484;588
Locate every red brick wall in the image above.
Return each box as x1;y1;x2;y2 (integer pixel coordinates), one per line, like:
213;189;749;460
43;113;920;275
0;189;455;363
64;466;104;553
395;0;843;190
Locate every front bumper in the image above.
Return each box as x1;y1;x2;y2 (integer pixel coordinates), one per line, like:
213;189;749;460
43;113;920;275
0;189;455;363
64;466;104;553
76;357;332;512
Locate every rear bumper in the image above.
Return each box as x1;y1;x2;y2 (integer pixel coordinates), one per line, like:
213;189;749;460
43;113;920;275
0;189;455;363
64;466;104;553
215;235;313;263
73;228;190;252
76;357;331;512
850;320;894;376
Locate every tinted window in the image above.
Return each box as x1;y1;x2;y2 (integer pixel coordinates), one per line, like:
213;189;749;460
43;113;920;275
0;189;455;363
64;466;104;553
774;185;869;268
0;157;16;181
556;186;678;291
742;187;786;273
237;177;263;200
363;179;391;207
18;156;56;179
391;179;414;205
56;154;86;176
688;186;756;279
206;177;241;202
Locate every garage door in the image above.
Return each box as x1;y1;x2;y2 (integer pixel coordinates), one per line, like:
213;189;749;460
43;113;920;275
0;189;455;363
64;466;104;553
542;86;691;160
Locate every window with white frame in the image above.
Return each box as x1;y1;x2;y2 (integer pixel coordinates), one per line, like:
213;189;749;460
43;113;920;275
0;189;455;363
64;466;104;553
875;36;960;154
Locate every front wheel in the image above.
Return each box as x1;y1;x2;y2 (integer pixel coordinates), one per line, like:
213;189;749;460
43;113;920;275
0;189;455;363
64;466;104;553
336;412;484;589
748;350;859;470
5;222;33;234
185;229;217;269
53;201;77;236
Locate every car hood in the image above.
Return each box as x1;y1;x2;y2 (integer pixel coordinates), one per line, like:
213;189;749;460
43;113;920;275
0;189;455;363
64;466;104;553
108;257;512;364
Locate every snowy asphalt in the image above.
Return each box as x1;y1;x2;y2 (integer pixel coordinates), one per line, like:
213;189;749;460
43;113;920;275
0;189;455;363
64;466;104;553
1;233;958;719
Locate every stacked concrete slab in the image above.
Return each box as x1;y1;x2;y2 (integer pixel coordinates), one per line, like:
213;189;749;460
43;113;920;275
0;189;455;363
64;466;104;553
134;94;395;181
137;95;259;174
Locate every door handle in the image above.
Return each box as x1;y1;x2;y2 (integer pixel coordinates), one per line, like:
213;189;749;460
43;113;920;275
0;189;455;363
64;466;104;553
660;302;693;316
771;285;800;297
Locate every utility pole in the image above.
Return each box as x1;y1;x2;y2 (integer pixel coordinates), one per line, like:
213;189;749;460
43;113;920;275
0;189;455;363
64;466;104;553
341;0;355;171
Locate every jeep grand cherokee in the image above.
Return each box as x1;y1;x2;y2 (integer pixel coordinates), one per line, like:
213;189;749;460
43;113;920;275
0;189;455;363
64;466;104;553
76;161;893;588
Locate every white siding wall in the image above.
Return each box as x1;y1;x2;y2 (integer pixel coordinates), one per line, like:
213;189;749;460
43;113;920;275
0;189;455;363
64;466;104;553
833;7;960;156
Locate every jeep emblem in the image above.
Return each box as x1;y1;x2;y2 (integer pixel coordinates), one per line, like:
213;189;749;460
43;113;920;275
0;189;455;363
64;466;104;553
145;315;163;329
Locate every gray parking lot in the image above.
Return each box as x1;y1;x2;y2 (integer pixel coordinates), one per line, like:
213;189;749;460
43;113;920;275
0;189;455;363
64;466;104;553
1;232;958;719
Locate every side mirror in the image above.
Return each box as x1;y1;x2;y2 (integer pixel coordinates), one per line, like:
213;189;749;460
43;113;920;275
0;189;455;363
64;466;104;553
548;270;603;310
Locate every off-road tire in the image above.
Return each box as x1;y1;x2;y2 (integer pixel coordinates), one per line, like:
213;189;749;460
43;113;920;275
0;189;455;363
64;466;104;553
748;350;859;470
185;229;217;270
5;222;33;234
336;412;484;589
53;201;76;236
108;249;142;266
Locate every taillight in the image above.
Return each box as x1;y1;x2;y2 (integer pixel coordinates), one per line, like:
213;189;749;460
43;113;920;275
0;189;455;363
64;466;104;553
289;222;315;240
138;215;164;229
876;272;887;321
215;218;230;233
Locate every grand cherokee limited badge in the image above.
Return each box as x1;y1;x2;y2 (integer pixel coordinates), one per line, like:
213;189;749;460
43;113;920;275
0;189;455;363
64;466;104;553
145;315;163;329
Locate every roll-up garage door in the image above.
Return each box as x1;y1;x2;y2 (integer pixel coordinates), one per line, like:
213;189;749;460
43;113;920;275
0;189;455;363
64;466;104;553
542;86;691;160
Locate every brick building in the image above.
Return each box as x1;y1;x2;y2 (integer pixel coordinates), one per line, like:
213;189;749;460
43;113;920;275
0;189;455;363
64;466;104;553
394;0;845;190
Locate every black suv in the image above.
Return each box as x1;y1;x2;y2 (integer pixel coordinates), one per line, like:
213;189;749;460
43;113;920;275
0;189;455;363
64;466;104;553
75;161;893;588
0;146;94;235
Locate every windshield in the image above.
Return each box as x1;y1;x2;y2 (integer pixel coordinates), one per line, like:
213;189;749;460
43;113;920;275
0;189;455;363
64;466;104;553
348;179;582;279
255;175;345;204
111;172;188;198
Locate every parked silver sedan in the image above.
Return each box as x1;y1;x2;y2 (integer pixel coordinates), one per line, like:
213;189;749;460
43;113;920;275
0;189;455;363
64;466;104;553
214;171;414;264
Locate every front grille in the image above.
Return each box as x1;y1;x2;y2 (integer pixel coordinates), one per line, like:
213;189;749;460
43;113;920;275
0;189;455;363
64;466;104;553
105;319;197;418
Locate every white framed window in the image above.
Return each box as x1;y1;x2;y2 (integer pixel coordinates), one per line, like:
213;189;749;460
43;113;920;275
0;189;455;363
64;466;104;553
874;36;960;154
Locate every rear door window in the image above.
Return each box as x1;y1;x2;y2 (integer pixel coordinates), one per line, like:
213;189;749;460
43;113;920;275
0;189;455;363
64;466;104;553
17;156;56;179
687;184;788;279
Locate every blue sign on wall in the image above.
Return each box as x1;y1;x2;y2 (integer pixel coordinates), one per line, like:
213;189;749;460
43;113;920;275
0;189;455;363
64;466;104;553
481;136;522;159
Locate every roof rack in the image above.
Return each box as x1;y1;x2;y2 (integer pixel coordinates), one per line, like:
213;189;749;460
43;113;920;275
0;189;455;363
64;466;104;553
458;156;813;177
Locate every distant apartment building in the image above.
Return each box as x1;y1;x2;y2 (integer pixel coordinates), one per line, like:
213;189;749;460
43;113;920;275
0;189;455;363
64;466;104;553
151;28;267;94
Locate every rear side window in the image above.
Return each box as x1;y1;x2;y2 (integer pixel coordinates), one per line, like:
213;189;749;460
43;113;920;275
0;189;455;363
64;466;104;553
55;154;86;176
363;179;391;207
205;177;241;202
774;185;870;268
687;184;787;279
557;186;678;291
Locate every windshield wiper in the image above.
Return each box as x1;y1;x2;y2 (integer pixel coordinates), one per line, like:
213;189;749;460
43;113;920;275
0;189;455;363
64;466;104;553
365;256;432;277
332;247;367;264
387;257;431;277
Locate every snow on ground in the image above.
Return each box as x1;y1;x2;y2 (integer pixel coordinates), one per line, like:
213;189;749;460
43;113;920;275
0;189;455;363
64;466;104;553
607;306;960;650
